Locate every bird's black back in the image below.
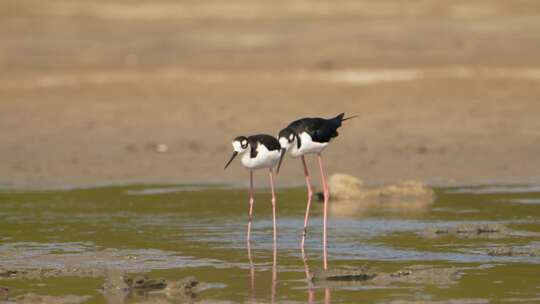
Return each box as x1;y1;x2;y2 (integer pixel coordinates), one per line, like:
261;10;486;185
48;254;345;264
247;134;281;158
287;113;346;143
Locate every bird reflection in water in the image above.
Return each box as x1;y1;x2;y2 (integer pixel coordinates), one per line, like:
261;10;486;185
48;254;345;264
247;239;255;302
246;238;278;303
302;246;331;304
246;242;331;303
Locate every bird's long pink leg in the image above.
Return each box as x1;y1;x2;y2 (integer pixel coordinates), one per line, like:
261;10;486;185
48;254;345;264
247;170;255;240
271;237;277;304
269;169;277;242
317;154;329;270
270;169;278;303
300;155;313;248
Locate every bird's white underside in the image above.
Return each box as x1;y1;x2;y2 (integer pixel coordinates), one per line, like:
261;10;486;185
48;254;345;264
289;132;328;157
232;141;243;152
240;144;280;170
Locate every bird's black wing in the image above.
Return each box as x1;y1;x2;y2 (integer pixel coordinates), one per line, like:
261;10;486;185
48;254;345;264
248;134;281;158
288;116;343;143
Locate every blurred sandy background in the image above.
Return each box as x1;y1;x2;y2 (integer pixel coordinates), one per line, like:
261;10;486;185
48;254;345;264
1;0;540;189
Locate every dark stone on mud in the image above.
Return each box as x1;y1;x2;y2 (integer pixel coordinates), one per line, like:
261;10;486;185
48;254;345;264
456;224;506;234
375;265;463;286
311;265;464;288
428;227;451;235
0;286;8;301
103;272;200;301
165;276;199;298
126;275;167;291
424;223;509;238
103;272;167;292
311;268;377;282
390;270;413;277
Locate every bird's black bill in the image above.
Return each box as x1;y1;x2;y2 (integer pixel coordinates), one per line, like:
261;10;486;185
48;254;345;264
224;151;238;170
343;114;358;121
276;148;286;174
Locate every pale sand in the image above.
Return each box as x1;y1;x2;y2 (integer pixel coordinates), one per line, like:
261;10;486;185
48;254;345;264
1;0;540;189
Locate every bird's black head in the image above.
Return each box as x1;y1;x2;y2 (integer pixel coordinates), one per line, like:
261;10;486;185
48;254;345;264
233;136;249;150
276;128;297;174
224;136;248;170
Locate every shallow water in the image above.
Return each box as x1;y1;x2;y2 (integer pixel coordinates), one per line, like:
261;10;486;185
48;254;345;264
1;184;540;303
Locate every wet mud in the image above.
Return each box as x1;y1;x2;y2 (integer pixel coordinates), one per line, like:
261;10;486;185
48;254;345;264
0;244;216;280
12;294;92;304
486;243;540;257
103;272;200;304
384;299;489;304
312;265;464;287
1;183;539;303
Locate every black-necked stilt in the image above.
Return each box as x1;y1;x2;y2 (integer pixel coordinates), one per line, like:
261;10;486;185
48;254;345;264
224;134;282;241
277;113;355;270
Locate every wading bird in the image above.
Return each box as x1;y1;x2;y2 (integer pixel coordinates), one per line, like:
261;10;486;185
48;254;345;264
224;134;281;241
277;113;355;269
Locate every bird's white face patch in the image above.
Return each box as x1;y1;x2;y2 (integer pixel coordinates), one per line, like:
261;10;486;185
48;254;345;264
232;140;245;153
279;137;290;150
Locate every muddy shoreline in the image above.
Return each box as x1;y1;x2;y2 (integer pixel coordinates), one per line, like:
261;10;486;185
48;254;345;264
2;183;540;302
